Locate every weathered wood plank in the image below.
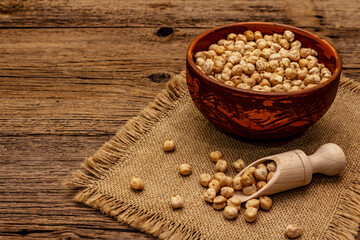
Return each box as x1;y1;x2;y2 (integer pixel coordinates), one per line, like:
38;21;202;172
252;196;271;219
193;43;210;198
0;0;359;29
0;135;156;239
0;28;358;137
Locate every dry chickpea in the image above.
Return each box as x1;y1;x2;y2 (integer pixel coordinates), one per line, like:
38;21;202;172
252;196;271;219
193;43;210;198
307;59;318;70
256;163;266;169
244;166;256;175
237;83;251;90
245;199;260;209
231;64;243;76
267;60;279;72
227;197;242;211
244;30;255;41
270;74;283;86
296;68;307;80
196;57;205;67
272;84;286;92
170;194;184;209
203;60;214;75
227;33;237;41
261;48;272;59
216;159;228;172
254;167;268;181
199;173;212;187
283;30;295;42
219;176;233;187
244;207;258;223
224;81;235;87
209;151;223;162
257;181;267;190
285;68;297;80
267;161;277;172
285;224;303;238
279;39;290;49
214;172;226;181
255;59;266;72
267;171;275;182
208;179;221;193
213;196;227;210
243;63;255;75
130;177;144;190
274;67;285;76
264;35;273;41
221;186;234;198
233;159;246;172
232;176;243;190
299;58;308;68
240;172;255;186
257;39;267;50
259;196;272;210
309;67;320;75
203;188;217;203
236;34;247;43
163;139;175;152
271;42;281;52
243;184;257;196
223;206;238;219
195;51;206;60
215;46;226;55
279;57;290;69
178;164;191;176
259;79;271;87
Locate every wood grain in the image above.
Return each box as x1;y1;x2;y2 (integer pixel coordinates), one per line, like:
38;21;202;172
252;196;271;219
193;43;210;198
0;0;359;239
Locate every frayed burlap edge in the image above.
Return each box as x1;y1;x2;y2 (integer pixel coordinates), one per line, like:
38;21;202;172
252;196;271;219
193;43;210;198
67;72;360;240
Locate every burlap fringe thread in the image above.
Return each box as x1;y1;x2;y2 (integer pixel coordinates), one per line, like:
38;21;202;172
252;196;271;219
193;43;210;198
67;72;360;240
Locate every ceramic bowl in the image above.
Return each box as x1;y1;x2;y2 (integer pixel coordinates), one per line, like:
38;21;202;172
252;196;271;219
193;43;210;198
186;22;342;139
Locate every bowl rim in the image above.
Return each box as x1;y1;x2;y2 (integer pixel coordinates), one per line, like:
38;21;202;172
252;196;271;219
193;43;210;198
186;22;342;96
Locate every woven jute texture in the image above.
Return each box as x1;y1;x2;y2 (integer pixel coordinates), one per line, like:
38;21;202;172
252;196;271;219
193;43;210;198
68;72;360;240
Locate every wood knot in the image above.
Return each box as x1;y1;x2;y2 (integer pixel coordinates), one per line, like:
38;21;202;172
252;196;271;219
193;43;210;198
156;27;174;37
148;73;171;83
59;232;80;240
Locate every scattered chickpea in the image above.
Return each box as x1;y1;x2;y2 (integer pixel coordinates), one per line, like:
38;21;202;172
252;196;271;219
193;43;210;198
223;206;239;219
130;177;144;190
240;172;255;186
199;173;212;187
233;159;246;172
214;172;226;181
163;139;175;152
285;224;303;239
221;186;234;198
244;207;258;223
232;176;243;190
227;197;242;211
243;184;257;196
178;164;192;176
215;159;228;172
259;196;272;210
213;196;227;210
208;179;221;193
219;176;233;187
210;151;223;162
245;199;260;209
204;188;217;203
170;194;185;209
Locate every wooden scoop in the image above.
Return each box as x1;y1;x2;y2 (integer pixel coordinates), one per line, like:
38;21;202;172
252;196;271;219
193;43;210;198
233;143;346;202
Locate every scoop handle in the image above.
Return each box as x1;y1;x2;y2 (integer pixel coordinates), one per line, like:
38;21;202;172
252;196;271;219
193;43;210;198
308;143;346;176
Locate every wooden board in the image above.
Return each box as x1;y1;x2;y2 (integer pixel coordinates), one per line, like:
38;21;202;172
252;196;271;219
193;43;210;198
0;0;359;239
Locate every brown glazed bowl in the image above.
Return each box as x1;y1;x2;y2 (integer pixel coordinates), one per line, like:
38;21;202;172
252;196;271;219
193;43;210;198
186;22;342;139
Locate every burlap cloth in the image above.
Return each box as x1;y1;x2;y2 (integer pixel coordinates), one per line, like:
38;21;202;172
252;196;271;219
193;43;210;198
68;72;360;239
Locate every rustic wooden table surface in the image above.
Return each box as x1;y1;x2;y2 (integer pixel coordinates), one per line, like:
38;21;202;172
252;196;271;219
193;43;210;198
1;0;359;239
